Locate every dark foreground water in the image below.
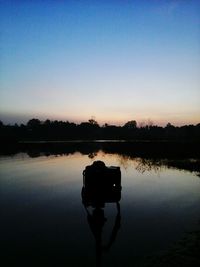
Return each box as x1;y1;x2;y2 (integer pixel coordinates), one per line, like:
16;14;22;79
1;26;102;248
0;150;200;267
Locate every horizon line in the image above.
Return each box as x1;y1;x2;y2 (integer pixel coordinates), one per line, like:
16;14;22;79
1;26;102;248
1;117;199;128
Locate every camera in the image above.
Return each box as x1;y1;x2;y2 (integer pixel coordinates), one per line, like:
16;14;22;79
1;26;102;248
82;161;121;207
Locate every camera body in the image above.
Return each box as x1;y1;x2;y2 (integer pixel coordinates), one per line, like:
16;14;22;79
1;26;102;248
82;161;121;207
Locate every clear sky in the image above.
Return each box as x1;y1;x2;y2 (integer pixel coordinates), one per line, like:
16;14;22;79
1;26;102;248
0;0;200;126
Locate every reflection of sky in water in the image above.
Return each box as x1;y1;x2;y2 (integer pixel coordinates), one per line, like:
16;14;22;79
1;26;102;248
0;152;200;266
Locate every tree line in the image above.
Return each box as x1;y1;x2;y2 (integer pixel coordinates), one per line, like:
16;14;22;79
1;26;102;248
0;118;199;141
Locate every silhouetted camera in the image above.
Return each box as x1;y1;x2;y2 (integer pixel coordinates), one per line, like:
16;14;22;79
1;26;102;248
82;161;121;207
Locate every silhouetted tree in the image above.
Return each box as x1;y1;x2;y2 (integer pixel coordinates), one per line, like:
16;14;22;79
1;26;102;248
44;119;51;125
123;120;137;129
88;118;99;126
166;122;174;128
0;118;199;141
27;118;41;128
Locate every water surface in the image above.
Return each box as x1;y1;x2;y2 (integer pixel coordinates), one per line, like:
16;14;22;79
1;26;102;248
0;151;200;267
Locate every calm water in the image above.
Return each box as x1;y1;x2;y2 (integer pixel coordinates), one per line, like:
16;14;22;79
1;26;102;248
0;151;200;267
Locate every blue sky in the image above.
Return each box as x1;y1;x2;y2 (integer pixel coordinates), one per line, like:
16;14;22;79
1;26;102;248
0;0;200;125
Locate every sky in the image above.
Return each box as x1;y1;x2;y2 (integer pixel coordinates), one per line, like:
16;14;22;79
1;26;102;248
0;0;200;126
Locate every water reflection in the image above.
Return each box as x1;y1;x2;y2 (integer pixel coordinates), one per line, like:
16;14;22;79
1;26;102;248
1;141;200;175
81;161;122;267
1;151;200;266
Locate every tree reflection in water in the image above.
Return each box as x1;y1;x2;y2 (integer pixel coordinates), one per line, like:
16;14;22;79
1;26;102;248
112;154;200;175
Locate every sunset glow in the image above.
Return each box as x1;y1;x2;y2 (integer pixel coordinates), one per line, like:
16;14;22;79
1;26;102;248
0;0;200;126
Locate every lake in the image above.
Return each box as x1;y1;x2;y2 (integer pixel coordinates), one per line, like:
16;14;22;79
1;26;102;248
0;148;200;267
